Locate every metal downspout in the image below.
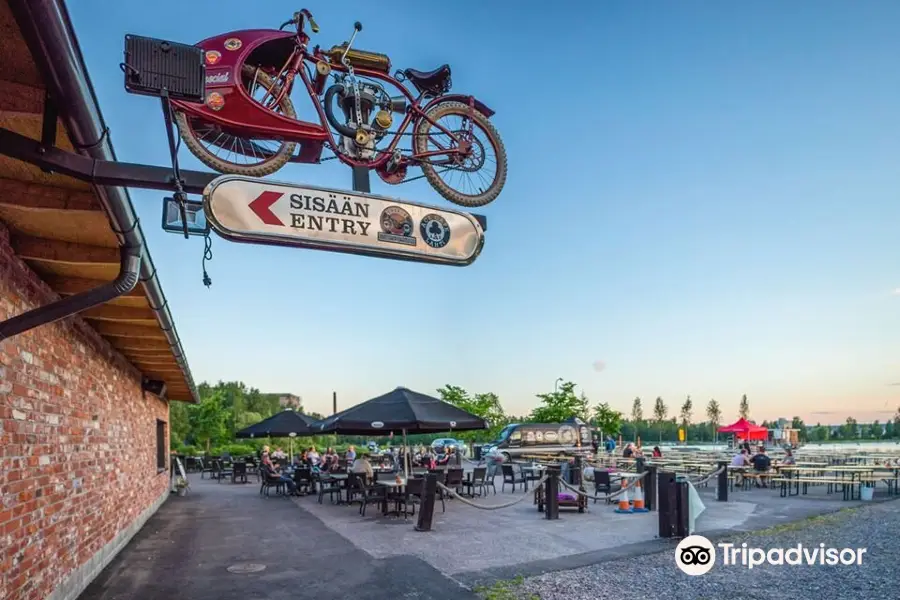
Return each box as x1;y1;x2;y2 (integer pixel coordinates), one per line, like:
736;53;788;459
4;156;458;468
7;0;198;402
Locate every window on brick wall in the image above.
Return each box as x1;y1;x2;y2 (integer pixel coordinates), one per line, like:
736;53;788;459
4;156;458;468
156;419;167;472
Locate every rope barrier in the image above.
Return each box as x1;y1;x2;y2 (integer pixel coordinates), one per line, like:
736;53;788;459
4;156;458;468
434;475;549;510
689;466;726;486
558;471;649;502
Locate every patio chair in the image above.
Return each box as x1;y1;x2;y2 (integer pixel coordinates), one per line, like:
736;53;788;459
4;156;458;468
501;464;526;493
483;462;499;495
259;469;286;498
359;480;388;517
200;459;214;479
462;467;487;497
593;470;612;504
394;477;422;518
231;461;248;483
445;468;465;497
316;474;343;504
293;468;313;495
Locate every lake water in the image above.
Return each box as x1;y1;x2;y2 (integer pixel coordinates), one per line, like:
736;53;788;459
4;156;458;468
657;441;900;452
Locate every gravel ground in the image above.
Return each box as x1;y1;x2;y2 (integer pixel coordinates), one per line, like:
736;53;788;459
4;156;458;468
511;500;898;600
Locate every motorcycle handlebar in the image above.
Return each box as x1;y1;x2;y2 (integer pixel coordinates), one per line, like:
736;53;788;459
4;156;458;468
279;9;318;33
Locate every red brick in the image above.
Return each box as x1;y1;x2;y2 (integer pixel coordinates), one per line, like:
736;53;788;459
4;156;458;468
0;220;172;600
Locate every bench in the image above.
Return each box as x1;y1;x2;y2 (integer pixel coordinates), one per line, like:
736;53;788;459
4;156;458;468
771;476;861;500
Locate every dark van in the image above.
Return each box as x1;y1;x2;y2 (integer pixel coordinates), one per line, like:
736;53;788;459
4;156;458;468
483;418;591;461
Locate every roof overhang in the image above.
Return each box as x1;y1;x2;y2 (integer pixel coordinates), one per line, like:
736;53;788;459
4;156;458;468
0;0;198;402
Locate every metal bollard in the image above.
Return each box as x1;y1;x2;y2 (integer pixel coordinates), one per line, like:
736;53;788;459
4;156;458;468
717;460;728;502
572;455;582;487
645;464;657;511
545;465;560;520
657;470;677;538
415;473;438;532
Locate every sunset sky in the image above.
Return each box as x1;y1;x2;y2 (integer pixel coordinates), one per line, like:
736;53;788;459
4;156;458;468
68;1;900;424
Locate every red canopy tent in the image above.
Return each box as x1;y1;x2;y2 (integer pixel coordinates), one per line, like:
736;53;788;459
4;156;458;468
717;418;768;441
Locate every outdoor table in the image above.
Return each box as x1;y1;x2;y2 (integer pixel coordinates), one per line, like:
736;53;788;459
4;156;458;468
374;478;407;516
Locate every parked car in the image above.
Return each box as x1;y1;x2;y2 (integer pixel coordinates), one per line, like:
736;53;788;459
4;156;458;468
481;418;591;462
431;438;467;456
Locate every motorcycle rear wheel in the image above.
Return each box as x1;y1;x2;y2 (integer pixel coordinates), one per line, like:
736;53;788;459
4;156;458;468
174;65;297;178
414;101;507;207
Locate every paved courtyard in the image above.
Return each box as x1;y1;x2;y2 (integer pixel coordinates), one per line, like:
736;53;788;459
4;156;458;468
78;473;885;599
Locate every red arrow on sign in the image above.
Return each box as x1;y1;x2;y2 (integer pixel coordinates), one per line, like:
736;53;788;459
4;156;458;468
248;191;284;226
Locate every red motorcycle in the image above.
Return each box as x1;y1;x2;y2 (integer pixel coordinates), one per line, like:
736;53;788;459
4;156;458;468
171;9;507;207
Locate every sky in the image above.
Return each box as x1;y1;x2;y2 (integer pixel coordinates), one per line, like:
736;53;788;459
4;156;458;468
67;1;900;424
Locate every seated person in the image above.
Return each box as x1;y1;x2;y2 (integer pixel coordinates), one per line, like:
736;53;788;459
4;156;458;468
750;446;772;487
351;452;374;483
730;448;750;485
780;448;796;466
731;448;750;467
652;446;663;458
436;447;452;466
622;443;635;458
262;451;298;495
307;446;321;467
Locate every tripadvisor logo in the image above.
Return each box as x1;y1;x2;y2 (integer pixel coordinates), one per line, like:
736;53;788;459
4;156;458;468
675;535;867;575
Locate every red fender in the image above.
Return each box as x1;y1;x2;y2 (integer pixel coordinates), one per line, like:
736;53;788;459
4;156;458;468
423;94;495;118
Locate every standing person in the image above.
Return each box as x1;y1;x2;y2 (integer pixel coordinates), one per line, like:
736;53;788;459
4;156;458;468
346;445;357;463
605;436;616;454
591;436;600;455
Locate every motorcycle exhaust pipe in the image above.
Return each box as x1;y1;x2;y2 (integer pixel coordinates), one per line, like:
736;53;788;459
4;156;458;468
389;96;407;114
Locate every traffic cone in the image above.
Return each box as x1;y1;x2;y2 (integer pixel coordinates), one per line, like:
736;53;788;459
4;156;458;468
632;480;648;512
614;483;632;513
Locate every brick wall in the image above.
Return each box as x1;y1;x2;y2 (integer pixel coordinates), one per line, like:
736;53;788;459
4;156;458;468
0;221;170;600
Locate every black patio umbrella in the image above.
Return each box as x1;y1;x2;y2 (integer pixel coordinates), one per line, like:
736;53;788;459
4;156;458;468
315;387;488;436
235;409;318;455
316;387;488;478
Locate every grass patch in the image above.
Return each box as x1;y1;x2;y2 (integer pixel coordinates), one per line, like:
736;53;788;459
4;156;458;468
474;576;539;600
753;507;860;535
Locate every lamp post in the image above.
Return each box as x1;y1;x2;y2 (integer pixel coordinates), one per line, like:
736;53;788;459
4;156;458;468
554;378;563;392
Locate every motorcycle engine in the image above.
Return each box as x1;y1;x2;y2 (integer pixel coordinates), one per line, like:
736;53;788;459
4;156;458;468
329;76;405;161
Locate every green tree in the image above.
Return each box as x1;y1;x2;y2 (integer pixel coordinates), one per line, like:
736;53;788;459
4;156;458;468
530;381;589;423
790;416;807;442
893;408;900;438
869;420;881;439
884;420;895;439
436;385;507;441
591;402;623;438
840;417;858;440
652;396;667;441
631;397;643;425
706;399;722;442
738;394;750;420
191;390;230;452
679;395;693;440
811;423;828;441
235;411;264;430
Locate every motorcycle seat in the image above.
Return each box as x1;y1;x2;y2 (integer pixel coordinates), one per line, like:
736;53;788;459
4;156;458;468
403;64;452;96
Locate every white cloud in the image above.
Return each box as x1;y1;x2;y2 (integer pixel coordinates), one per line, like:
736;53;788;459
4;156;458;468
592;360;606;372
891;288;900;296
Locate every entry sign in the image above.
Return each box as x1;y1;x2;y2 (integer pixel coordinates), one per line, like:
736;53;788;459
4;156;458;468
203;175;485;266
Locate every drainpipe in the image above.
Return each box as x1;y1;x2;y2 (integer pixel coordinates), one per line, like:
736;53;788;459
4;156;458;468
8;0;198;402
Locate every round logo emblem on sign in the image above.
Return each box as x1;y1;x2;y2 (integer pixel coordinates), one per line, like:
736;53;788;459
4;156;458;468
371;421;384;429
381;206;413;236
449;421;457;428
205;50;222;65
420;213;451;248
377;206;416;246
223;38;242;51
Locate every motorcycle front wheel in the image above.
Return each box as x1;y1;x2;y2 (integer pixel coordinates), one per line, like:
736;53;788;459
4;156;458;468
414;101;508;208
174;65;297;178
